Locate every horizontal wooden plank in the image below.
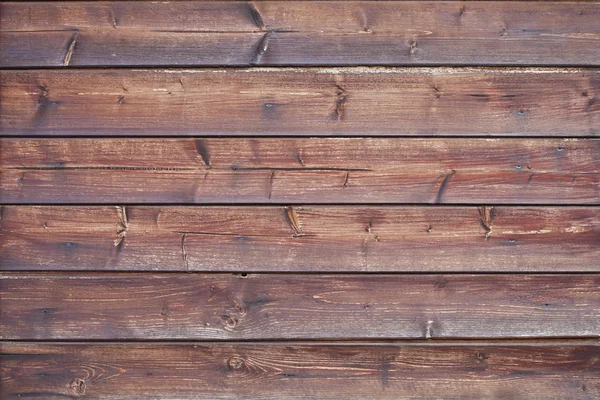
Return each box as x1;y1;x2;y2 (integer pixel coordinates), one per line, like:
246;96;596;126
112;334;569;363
1;68;598;136
2;342;598;399
1;206;599;271
1;138;599;204
1;273;598;339
2;1;600;67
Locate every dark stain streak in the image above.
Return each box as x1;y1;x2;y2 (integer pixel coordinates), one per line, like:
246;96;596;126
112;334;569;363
501;94;518;98
469;94;490;98
268;171;275;199
251;30;273;65
194;139;212;168
343;172;350;188
459;6;466;17
247;2;267;30
587;97;597;112
527;173;535;183
380;355;393;388
297;151;305;166
117;95;125;104
110;7;118;28
34;84;60;127
435;170;456;203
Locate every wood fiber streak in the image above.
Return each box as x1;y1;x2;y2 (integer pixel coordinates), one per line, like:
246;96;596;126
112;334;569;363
2;274;599;340
1;69;598;136
1;343;598;399
1;138;599;203
2;1;600;67
1;206;598;271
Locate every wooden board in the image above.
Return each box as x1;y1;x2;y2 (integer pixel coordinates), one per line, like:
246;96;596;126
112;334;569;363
2;342;598;399
1;68;598;136
2;138;600;204
1;206;598;271
2;1;600;67
1;273;598;340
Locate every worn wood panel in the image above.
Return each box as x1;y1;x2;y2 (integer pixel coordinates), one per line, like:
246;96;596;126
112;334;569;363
2;138;599;204
1;68;598;136
1;342;598;399
2;206;599;271
2;1;600;67
1;273;598;339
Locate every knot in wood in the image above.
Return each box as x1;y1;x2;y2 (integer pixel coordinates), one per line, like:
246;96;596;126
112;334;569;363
474;352;488;363
227;356;246;371
221;315;239;330
69;378;86;395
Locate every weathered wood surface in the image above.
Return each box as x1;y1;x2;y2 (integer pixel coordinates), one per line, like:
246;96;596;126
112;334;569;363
1;273;598;340
1;69;598;136
2;138;599;204
2;342;598;399
2;1;600;67
1;206;598;271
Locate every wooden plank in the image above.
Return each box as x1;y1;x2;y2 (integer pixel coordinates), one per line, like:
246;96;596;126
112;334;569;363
1;68;598;136
1;206;599;271
1;342;598;399
2;138;599;204
2;1;600;67
1;273;598;339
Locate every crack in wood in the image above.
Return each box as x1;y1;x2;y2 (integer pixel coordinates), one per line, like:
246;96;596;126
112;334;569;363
478;206;495;240
333;84;348;120
251;30;273;65
114;206;128;248
181;233;189;270
63;30;79;66
285;207;303;236
434;170;456;203
194;139;212;168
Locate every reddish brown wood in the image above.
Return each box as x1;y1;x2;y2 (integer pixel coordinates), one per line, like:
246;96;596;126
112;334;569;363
2;1;600;67
1;342;598;399
1;273;598;340
1;206;598;271
1;68;598;136
2;138;599;204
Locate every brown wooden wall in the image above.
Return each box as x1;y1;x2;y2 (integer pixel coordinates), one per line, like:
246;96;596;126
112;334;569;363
1;1;599;399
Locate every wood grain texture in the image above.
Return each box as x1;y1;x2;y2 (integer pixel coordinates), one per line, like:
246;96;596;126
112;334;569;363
2;273;599;340
2;1;600;67
2;206;599;271
1;68;598;136
2;138;599;204
1;342;598;399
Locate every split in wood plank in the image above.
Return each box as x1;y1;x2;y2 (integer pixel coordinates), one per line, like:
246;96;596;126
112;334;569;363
1;68;599;136
2;1;600;67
